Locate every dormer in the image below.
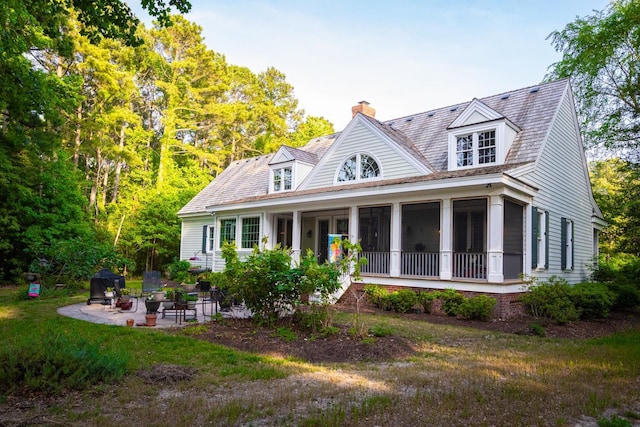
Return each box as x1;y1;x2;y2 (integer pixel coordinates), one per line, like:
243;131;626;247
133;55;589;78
447;99;520;171
268;146;317;193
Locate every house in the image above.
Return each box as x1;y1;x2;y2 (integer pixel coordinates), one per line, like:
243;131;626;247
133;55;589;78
178;79;605;317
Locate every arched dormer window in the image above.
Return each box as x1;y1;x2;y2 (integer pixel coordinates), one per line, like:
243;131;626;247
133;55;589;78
336;153;381;183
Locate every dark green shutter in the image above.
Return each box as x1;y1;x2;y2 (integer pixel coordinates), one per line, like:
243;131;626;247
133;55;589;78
531;207;538;268
561;218;567;270
570;221;574;270
545;211;549;269
202;225;208;253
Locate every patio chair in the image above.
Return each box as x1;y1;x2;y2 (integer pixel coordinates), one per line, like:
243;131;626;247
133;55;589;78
142;270;161;296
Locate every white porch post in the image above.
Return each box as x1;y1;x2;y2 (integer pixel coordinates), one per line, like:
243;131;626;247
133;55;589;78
487;195;504;282
390;202;401;277
291;210;301;265
349;206;358;242
263;212;273;249
440;198;452;280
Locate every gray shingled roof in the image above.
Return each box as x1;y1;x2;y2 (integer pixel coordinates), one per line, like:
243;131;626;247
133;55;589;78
179;79;568;216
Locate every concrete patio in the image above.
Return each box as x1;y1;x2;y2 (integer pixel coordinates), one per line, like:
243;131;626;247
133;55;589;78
57;297;250;328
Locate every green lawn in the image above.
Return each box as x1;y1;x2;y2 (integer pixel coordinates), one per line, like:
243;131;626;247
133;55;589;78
1;285;639;426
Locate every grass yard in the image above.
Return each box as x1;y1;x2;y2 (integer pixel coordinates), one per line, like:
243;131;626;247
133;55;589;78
0;285;639;426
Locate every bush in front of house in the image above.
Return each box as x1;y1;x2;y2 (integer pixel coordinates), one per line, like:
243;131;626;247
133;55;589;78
436;288;466;317
520;276;580;324
389;289;418;313
569;282;616;319
591;254;640;310
417;291;437;314
363;284;389;309
457;295;497;321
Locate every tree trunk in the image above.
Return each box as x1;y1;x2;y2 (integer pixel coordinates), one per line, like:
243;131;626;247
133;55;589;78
112;122;125;203
73;104;82;168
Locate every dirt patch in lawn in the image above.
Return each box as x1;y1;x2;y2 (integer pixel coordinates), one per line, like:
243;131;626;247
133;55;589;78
190;304;640;364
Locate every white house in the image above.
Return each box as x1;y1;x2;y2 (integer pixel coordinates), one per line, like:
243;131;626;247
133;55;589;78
178;79;605;317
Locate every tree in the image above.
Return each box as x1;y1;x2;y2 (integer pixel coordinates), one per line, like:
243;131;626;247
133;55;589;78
590;159;640;256
547;0;640;161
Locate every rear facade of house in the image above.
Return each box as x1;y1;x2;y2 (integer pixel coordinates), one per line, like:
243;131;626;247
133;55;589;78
178;79;605;317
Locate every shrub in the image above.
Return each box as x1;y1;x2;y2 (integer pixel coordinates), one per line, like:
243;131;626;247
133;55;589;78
606;282;640;310
520;276;580;324
436;289;466;316
0;331;128;394
591;254;640;310
167;258;192;282
363;284;388;309
417;291;437;314
369;322;394;337
389;289;418;313
570;282;615;319
457;295;496;321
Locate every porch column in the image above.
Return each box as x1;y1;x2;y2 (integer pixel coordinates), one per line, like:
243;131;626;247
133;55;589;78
349;205;358;242
440;198;452;280
390;202;401;277
291;210;301;265
487;195;504;282
263;212;274;249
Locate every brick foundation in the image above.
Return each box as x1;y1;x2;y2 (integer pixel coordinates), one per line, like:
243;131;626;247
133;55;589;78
338;283;526;319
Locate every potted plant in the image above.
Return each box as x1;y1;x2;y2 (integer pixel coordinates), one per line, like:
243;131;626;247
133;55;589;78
151;288;165;302
117;288;133;310
184;293;198;309
144;295;161;314
163;289;175;309
104;287;115;299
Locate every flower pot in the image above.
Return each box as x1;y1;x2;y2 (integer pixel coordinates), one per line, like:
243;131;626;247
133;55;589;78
145;314;157;327
126;318;134;327
162;301;174;309
145;300;161;314
151;291;164;302
120;300;133;310
104;291;115;298
181;283;197;292
187;300;197;309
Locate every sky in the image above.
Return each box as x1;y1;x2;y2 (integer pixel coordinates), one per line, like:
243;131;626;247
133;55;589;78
128;0;611;130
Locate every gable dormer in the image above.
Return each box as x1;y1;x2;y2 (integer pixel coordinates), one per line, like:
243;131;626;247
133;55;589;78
268;146;317;193
447;99;520;171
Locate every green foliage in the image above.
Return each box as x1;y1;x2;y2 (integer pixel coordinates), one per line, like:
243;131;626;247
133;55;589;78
457;295;497;321
417;291;437;314
570;282;615;319
520;276;580;324
274;327;298;343
436;289;466;317
293;305;333;333
597;416;632;427
167;259;192;282
529;322;546;337
369;322;394;337
389;289;418;313
590;160;640;255
222;241;362;325
363;284;389;309
0;330;128;394
591;254;640;309
548;1;640;159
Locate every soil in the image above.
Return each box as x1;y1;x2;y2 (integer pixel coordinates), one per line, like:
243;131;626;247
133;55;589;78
191;303;640;364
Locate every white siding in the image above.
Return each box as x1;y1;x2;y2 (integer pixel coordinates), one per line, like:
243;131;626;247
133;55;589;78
306;122;423;189
180;215;215;270
522;92;595;284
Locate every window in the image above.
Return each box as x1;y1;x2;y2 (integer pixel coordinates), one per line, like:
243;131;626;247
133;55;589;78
241;217;260;249
273;166;292;192
219;219;236;247
206;226;215;252
561;218;574;270
337;153;380;182
455;129;497;168
531;207;549;269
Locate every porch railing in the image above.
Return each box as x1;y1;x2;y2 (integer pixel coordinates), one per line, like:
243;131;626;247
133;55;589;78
359;251;390;275
453;252;487;279
401;252;439;277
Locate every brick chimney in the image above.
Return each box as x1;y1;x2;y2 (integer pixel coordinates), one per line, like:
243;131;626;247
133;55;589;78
351;100;375;118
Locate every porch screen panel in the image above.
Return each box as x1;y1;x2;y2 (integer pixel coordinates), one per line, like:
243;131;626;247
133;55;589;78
452;199;487;279
401;202;440;276
359;206;391;274
503;200;524;280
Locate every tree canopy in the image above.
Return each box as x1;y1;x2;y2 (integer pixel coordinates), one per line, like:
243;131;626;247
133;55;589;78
0;2;334;284
547;0;640;161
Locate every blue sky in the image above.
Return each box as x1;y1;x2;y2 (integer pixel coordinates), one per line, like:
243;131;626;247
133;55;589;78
129;0;610;130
